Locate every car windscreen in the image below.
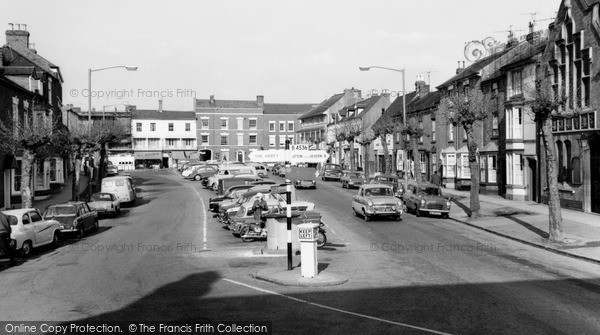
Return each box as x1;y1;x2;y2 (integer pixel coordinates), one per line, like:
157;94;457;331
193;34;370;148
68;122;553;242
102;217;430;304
366;188;393;196
91;194;112;201
350;173;363;178
419;187;440;196
376;177;395;182
45;206;76;217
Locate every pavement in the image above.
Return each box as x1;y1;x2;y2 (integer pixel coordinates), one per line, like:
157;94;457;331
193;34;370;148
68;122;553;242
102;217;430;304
442;187;600;264
32;174;91;211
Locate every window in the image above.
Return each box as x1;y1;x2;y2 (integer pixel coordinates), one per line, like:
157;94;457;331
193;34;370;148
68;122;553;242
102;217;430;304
201;119;209;130
220;135;228;146
457;154;470;178
237;133;244;146
136;123;142;132
166;139;177;148
288;121;294;132
510;70;523;97
279;122;285;132
279;135;286;147
184;139;194;147
431;120;436;142
249;135;257;145
269;135;276;147
221;118;228;129
47;77;53;106
419;152;426;173
185;123;190;131
168;123;174;131
506;153;523;185
506;107;523;139
201;135;209;145
134;138;146;149
443;153;456;178
249;119;257;130
269;121;275;132
148;138;160;149
571;157;582;184
150;123;156;132
448;124;454;141
12;160;22;194
237;118;243;130
492;117;499;138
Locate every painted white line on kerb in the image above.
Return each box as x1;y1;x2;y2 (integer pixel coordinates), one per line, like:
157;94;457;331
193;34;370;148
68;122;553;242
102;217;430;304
191;186;209;251
223;278;453;335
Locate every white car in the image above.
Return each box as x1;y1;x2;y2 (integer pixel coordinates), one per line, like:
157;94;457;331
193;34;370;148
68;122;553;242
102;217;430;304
1;208;62;256
352;184;403;221
88;192;121;217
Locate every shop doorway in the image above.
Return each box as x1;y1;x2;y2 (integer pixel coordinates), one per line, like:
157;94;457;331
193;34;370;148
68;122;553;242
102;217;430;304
591;138;600;214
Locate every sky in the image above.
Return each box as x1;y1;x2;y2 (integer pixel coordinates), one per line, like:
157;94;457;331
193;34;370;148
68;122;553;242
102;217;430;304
3;0;558;111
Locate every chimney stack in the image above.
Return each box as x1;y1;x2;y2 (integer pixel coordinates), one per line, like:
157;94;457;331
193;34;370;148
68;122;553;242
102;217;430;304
256;95;264;106
158;99;163;113
415;76;429;98
6;23;30;50
209;95;215;105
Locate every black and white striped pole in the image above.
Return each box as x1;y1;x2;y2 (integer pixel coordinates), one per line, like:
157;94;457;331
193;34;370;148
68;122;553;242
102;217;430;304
286;178;293;270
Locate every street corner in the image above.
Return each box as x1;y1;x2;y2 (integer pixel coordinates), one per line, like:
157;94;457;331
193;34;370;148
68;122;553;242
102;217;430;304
252;266;349;287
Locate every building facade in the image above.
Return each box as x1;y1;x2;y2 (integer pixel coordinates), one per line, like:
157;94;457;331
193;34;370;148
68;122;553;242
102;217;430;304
131;106;196;168
0;24;65;209
194;95;313;162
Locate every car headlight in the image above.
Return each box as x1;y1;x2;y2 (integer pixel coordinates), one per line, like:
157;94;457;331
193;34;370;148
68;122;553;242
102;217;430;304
446;201;451;209
367;200;373;207
397;201;403;211
420;199;426;206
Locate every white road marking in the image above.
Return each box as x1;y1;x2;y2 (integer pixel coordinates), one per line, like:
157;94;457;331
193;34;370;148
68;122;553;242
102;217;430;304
223;278;453;335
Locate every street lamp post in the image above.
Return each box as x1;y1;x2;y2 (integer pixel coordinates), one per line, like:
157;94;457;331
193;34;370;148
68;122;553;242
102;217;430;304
88;66;137;133
359;66;408;193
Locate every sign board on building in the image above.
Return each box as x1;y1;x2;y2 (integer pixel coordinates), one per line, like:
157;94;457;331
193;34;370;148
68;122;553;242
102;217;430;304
289;150;329;164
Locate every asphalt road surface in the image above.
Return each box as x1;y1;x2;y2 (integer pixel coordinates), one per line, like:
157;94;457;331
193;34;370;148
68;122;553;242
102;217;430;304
1;170;599;335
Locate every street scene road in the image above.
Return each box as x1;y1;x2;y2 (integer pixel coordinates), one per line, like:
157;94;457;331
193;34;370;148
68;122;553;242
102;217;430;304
2;170;600;334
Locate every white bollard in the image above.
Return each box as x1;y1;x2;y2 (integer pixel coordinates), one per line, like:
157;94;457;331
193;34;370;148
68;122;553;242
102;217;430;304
298;223;319;278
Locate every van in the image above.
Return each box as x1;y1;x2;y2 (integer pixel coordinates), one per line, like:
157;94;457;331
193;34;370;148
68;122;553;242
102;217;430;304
245;162;268;177
101;176;136;205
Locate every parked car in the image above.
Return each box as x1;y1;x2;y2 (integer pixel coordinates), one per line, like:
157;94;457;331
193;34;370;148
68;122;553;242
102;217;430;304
101;175;136;206
43;202;99;238
1;208;62;257
352;184;403;221
371;174;404;198
403;181;451;219
340;171;366;189
88;192;121;217
209;185;256;212
106;164;119;176
185;164;218;181
321;163;342;181
245;162;268;177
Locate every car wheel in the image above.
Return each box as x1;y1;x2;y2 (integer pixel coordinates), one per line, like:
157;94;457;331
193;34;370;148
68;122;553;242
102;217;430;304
353;208;358;216
76;227;85;239
194;175;202;181
93;220;99;232
442;213;449;219
21;241;32;257
52;232;62;248
395;214;402;222
317;231;327;248
363;210;370;222
211;183;218;191
415;207;421;217
240;227;253;242
342;183;346;188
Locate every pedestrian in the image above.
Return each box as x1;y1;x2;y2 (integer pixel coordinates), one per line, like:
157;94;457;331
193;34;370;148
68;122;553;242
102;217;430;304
252;193;269;228
0;211;16;266
430;170;441;186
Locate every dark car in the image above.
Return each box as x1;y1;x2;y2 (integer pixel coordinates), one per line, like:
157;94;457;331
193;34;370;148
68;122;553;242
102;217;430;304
209;184;256;212
340;171;366;189
372;174;404;198
186;164;218;181
403;181;451;218
321;163;342;181
43;202;99;238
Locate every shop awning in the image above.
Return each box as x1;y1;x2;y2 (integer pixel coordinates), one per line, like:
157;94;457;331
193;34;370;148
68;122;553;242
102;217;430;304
171;151;186;160
134;151;162;160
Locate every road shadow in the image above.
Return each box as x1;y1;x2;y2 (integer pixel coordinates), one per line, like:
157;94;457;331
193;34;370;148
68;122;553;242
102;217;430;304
451;198;472;217
503;215;549;239
48;271;600;334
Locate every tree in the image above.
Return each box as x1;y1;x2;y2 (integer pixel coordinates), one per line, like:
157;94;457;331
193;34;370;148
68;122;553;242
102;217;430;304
372;113;400;174
528;77;566;243
399;117;426;183
0;112;55;208
438;89;498;218
336;119;362;171
356;123;376;177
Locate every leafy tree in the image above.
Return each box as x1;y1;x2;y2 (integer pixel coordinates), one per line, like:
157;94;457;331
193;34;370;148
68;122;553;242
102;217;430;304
356;123;376;177
0;112;55;208
372;113;400;174
399;117;426;183
528;77;567;242
438;89;498;218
